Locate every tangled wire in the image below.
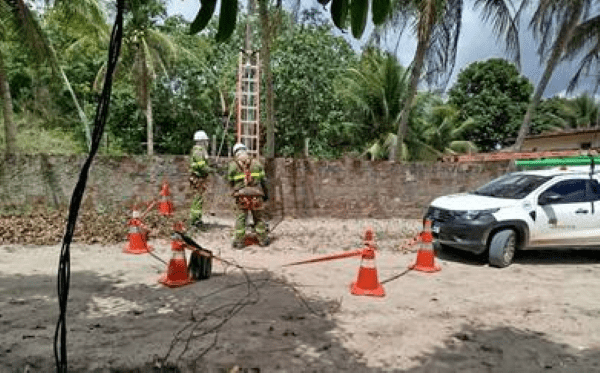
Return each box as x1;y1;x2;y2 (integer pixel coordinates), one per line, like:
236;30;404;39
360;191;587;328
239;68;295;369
145;252;332;370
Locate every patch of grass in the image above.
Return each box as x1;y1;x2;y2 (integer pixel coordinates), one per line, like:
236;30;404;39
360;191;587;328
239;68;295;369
0;112;127;156
17;126;85;154
0;113;85;154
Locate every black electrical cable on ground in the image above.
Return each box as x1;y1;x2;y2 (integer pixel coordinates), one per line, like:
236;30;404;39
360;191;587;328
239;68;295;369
54;1;125;371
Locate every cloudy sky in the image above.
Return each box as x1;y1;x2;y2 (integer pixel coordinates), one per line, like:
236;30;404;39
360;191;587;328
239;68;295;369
167;0;598;99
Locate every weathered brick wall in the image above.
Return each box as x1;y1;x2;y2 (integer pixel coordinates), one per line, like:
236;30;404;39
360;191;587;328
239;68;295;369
270;158;508;218
0;154;508;218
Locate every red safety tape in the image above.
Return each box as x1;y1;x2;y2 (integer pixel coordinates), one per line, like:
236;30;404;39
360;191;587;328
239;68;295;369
283;248;366;267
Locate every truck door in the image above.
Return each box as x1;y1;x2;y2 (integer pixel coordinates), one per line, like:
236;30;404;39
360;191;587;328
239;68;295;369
530;178;596;247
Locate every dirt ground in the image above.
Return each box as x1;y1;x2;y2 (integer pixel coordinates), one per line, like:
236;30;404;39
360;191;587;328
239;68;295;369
2;216;600;372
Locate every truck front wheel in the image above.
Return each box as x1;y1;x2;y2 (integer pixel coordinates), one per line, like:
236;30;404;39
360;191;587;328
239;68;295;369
488;229;516;268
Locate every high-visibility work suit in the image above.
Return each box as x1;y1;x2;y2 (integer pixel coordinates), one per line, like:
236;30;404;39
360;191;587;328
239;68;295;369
227;158;269;246
189;144;211;226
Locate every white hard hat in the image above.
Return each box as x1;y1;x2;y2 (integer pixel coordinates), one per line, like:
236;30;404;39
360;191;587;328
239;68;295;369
233;143;248;156
194;130;208;141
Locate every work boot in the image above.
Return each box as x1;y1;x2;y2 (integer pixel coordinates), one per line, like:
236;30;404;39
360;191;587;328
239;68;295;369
258;237;271;247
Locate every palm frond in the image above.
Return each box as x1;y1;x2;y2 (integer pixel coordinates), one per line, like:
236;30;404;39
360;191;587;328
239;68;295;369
146;28;177;61
473;0;521;68
563;14;600;59
423;0;462;89
2;0;53;64
530;0;587;60
448;140;478;153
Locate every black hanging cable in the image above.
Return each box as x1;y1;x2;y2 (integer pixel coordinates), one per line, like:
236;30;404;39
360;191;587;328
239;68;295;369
54;1;125;371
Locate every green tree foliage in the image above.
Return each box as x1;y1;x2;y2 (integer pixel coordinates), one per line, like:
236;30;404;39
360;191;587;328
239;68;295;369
105;13;243;155
566;93;599;128
530;96;574;133
420;103;478;155
362;91;469;161
448;58;534;152
531;93;600;132
271;18;358;157
375;0;521;161
336;48;409;139
109;0;177;156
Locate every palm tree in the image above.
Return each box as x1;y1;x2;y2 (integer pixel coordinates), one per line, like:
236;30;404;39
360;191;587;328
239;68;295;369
101;0;176;156
376;0;520;161
362;92;476;160
337;49;410;138
0;0;53;156
513;0;594;150
563;12;600;96
568;93;599;128
43;0;110;150
421;103;477;155
0;0;106;156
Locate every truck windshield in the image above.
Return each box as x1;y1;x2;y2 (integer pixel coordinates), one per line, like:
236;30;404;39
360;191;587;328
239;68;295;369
471;173;553;199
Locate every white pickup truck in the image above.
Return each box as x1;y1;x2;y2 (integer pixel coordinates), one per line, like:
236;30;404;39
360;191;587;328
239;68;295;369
425;165;600;267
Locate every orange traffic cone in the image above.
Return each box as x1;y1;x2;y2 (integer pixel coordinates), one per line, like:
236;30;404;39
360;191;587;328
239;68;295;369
409;220;441;272
159;230;193;288
158;180;174;216
350;228;385;297
123;209;153;254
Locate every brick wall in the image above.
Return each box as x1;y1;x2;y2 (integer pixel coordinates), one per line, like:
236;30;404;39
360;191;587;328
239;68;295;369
0;154;509;218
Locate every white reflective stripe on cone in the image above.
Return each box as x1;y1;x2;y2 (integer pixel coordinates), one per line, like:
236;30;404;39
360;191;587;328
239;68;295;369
361;258;377;269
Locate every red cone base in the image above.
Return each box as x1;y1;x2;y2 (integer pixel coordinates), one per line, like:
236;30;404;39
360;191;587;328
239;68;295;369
123;232;153;254
351;267;385;297
159;257;193;288
409;249;441;272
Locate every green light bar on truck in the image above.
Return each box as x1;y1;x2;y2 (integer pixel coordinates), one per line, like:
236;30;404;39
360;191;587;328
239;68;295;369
515;156;600;168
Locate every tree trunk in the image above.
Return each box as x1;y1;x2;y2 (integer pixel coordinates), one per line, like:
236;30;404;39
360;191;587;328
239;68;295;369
513;8;582;151
258;0;275;158
140;51;153;156
146;88;153;157
50;44;91;150
59;65;90;150
393;28;430;162
0;49;16;157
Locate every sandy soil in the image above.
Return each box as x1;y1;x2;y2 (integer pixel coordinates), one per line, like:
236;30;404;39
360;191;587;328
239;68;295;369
2;216;600;372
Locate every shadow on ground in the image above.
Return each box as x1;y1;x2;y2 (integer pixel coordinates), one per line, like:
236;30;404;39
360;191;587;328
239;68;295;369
437;245;600;267
515;249;600;266
405;325;600;373
436;246;487;266
0;270;382;373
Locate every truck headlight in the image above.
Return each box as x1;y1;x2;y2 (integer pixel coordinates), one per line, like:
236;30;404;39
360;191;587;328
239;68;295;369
459;208;499;220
